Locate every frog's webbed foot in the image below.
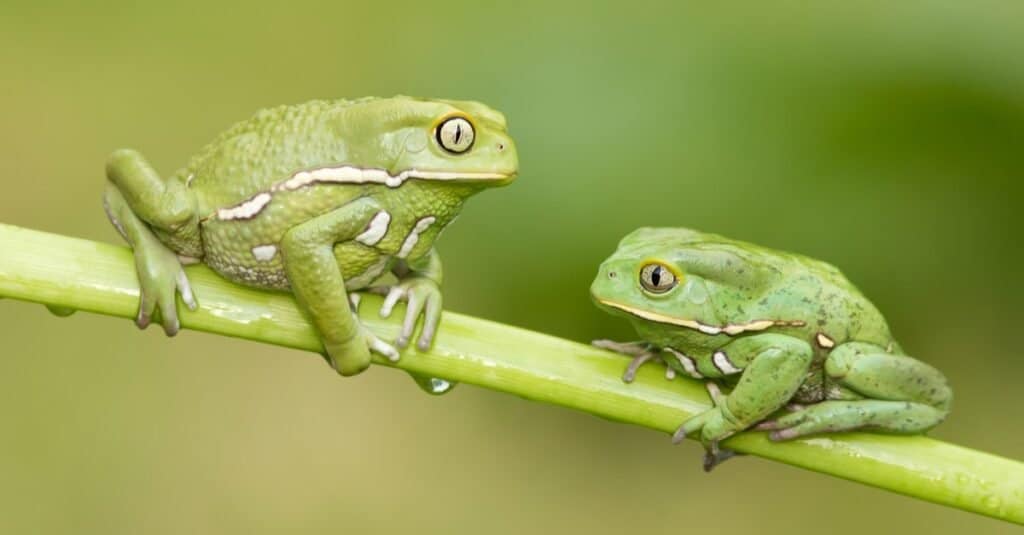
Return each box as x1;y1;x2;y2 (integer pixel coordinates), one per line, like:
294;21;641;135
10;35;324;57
592;340;674;382
672;382;746;471
371;276;442;351
132;237;197;336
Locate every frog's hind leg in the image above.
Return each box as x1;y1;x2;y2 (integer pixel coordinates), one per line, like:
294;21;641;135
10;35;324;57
756;343;951;441
103;184;196;335
106;149;196;232
756;399;947;441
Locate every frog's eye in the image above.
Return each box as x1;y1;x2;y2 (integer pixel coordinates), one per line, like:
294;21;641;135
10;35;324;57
639;263;678;294
436;117;475;154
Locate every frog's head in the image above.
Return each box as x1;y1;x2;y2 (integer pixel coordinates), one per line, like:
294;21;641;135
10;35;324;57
591;227;785;337
338;96;518;187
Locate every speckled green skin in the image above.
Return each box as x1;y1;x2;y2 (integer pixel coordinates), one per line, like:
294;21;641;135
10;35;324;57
591;228;951;469
103;96;517;376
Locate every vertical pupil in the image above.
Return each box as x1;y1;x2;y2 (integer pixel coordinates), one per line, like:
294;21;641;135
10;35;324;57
651;266;662;286
453;122;462;144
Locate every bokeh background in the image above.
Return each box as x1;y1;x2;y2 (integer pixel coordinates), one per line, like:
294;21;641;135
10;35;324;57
2;1;1022;533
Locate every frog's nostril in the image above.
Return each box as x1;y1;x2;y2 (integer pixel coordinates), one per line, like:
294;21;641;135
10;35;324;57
608;271;617;279
497;143;505;152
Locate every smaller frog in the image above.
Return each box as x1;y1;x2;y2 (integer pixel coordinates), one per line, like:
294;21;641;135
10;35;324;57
591;228;951;470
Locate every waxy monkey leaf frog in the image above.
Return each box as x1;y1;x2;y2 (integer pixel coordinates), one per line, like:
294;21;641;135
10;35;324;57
104;96;517;377
591;228;951;470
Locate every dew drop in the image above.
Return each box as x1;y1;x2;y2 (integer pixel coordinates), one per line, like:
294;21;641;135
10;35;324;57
407;371;458;396
45;305;77;317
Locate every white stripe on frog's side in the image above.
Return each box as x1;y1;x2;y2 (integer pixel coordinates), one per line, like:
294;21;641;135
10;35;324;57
274;166;509;191
251;244;278;262
664;348;703;379
594;299;807;336
712;350;742;375
209;165;509;222
216;192;272;221
397;216;436;258
355;211;391;246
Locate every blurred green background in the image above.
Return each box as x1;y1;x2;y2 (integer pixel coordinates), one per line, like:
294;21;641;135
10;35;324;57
1;1;1022;533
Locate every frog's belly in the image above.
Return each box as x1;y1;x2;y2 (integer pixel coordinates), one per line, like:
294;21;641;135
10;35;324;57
201;222;393;292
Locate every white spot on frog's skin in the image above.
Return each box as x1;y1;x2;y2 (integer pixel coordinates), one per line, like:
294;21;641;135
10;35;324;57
251;244;278;262
355;211;391;246
397;216;436;258
816;333;836;349
186;173;195;188
216;192;272;220
275;165;510;191
664;348;703;379
712;351;742;375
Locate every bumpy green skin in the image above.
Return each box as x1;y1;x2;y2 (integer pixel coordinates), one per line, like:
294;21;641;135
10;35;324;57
103;96;517;376
591;228;952;469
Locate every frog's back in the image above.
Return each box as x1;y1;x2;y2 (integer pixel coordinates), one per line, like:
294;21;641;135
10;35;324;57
180;98;377;214
622;227;894;345
749;239;894;347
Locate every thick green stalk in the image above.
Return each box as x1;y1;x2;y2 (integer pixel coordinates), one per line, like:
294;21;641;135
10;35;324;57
0;222;1022;523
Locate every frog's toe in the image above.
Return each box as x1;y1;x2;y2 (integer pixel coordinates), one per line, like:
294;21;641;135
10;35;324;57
157;292;181;336
379;286;405;318
348;292;362;311
145;275;182;336
591;339;650;357
672;407;716;444
360;324;399;362
135;288;157;330
368;334;400;361
702;442;743;472
396;292;425;349
415;294;441;351
622;351;661;383
176;269;197;311
342;294;398;360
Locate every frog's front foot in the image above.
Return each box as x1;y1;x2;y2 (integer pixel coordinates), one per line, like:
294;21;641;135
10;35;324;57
591;340;672;382
377;276;442;350
672;382;746;471
132;237;197;336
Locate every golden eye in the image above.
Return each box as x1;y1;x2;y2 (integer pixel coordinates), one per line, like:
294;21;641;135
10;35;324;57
436;117;475;154
639;263;678;293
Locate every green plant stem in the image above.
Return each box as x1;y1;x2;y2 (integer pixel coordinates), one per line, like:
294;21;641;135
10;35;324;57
1;222;1022;523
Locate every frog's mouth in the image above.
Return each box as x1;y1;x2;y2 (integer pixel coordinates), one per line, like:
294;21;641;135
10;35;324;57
595;298;805;336
410;170;517;186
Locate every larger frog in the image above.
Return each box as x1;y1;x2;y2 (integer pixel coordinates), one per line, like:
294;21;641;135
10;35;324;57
103;96;517;376
591;228;951;470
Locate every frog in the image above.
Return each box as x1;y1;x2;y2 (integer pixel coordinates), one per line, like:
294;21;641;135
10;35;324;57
102;96;517;377
590;227;951;471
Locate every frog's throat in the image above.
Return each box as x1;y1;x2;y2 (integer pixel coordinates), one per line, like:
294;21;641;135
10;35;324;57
273;165;511;191
596;299;805;336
